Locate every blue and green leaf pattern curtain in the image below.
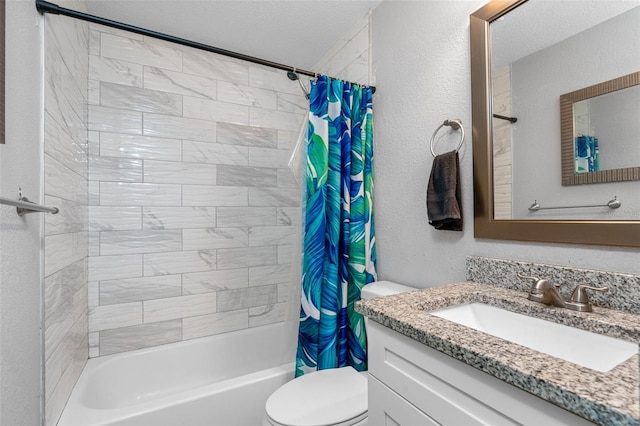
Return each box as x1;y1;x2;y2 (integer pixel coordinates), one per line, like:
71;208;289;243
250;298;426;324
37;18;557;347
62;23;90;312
296;75;377;377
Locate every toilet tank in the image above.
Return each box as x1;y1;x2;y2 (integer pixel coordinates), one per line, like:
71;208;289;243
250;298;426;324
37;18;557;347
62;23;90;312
361;281;416;300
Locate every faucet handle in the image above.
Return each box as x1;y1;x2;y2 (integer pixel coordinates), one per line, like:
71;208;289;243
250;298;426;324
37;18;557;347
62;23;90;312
569;285;609;304
517;272;554;292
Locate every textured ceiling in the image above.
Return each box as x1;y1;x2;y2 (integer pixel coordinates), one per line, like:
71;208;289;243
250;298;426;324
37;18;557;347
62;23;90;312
79;0;380;70
492;1;640;69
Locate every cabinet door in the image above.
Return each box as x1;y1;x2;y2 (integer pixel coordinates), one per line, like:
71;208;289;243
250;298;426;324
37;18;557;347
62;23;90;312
369;375;439;426
367;322;594;426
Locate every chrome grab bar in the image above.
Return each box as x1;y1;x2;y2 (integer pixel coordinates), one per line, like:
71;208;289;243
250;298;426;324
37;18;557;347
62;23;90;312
0;196;59;216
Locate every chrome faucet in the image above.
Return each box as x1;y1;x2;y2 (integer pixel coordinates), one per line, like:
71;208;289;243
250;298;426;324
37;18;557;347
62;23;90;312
517;273;566;308
516;273;608;312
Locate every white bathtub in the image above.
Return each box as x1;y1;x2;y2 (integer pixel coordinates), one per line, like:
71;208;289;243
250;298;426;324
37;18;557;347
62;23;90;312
58;322;297;426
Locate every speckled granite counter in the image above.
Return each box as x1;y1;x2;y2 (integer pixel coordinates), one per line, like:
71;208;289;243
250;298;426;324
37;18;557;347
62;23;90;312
356;282;640;425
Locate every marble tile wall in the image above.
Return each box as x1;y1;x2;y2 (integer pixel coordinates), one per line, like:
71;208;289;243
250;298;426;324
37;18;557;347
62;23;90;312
43;12;89;426
313;14;371;86
87;24;306;357
492;66;513;220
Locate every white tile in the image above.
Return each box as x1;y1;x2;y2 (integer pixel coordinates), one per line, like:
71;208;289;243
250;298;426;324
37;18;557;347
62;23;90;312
277;169;298;188
90;22;144;40
45;153;87;205
100;133;182;161
44;112;88;178
100;230;182;255
250;107;305;132
88;280;99;309
45;232;88;277
89;206;142;231
216;165;277;187
217;246;277;270
249;226;296;247
277;283;290;303
90;232;101;256
101;33;182;71
217;207;276;227
89;30;100;56
182;185;247;207
144;66;217;99
183;96;249;125
217;285;278;312
144;293;216;323
44;196;87;237
183;228;248;250
89;55;143;87
89;156;143;182
88;254;143;281
99;320;182;356
100;275;182;304
89;302;142;332
248;187;300;207
144;113;215;142
249;65;301;95
144;250;216;276
89;105;142;134
182;141;248;166
277;129;301;151
88;79;100;105
277;245;294;264
249;264;292;286
101;82;183;116
217;81;277;109
249;302;287;327
144;160;217;184
88;181;100;206
217;122;277;148
182;269;248;294
100;182;181;206
277;93;308;114
183;310;248;340
276;207;301;226
249;147;291;168
182;50;248;84
143;207;215;230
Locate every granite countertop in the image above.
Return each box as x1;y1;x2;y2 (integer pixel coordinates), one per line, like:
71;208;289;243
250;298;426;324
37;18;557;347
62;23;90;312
356;281;640;425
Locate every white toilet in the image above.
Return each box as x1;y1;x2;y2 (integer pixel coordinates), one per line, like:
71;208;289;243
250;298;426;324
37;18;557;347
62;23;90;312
263;281;415;426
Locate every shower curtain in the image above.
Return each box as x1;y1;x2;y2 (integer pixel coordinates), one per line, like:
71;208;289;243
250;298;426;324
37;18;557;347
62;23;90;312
296;75;377;377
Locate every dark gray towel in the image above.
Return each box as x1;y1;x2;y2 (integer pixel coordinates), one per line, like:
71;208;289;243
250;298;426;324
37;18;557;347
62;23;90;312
427;150;462;231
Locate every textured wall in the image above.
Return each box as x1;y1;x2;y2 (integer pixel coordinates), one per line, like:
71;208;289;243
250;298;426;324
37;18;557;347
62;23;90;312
86;24;306;357
0;2;46;425
371;1;640;291
510;7;640;220
43;11;90;426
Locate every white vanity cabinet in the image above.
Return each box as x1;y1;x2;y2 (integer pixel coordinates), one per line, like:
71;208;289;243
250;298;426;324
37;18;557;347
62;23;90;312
367;321;595;426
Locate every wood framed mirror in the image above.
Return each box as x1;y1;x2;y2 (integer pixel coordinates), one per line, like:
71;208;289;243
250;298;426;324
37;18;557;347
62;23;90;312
560;72;640;186
470;0;640;247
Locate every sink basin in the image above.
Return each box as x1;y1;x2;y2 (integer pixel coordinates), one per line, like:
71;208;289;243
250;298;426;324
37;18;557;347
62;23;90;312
430;303;638;372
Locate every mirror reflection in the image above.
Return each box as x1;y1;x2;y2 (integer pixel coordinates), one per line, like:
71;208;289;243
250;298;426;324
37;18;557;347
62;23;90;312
489;2;640;221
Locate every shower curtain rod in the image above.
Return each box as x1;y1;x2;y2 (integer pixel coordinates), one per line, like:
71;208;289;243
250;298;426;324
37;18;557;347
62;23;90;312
35;0;377;92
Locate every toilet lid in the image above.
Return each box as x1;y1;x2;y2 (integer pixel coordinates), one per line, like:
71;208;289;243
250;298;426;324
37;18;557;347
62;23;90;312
265;367;367;426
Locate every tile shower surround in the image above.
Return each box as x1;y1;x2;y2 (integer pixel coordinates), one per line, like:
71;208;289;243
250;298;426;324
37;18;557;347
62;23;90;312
86;24;307;357
43;12;90;426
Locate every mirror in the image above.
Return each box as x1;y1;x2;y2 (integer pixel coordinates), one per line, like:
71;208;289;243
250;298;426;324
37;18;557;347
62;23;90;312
470;0;640;247
561;73;640;185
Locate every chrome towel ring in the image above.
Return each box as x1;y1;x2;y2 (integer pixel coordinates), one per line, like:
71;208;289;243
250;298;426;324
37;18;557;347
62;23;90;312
430;119;465;157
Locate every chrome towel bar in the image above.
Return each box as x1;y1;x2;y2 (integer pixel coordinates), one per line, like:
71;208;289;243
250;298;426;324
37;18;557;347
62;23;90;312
0;196;59;216
528;196;621;212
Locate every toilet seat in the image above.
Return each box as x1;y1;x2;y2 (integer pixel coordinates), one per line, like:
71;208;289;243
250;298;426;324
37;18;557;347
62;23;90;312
265;367;367;426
